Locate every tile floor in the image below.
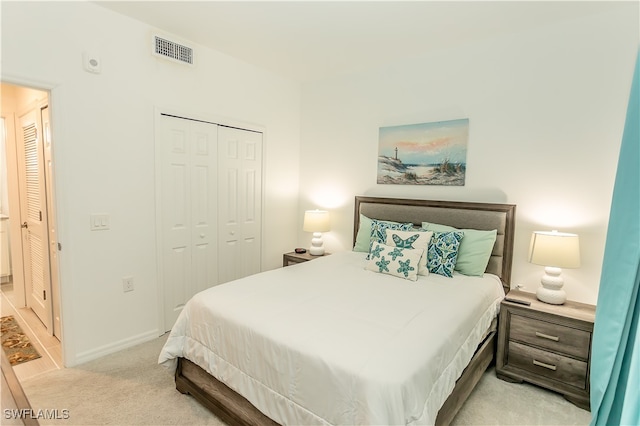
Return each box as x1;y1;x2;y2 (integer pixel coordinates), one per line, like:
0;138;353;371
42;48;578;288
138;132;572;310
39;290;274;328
1;283;62;381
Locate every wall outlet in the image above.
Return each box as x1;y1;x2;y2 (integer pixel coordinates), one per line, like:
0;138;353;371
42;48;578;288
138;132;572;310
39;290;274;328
122;276;134;292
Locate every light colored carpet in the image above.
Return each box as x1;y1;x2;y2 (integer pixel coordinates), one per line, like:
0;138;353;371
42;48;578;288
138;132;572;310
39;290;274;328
20;335;591;425
451;367;591;425
21;334;223;425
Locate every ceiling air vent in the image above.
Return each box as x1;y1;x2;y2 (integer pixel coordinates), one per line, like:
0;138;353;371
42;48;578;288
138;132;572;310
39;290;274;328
152;35;194;66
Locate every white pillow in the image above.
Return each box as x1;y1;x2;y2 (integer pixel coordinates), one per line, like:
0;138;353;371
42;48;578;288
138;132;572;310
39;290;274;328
365;242;424;281
385;229;433;276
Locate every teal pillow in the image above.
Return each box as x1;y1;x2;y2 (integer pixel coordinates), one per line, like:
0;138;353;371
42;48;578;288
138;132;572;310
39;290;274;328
368;219;414;255
427;231;464;277
422;222;497;277
353;214;373;252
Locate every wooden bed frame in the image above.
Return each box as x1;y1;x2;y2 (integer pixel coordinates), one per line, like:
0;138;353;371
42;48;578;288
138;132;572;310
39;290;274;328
175;196;516;426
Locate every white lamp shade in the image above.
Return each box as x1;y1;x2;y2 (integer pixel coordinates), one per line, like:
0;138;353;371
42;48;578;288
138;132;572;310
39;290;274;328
303;210;330;233
528;231;580;268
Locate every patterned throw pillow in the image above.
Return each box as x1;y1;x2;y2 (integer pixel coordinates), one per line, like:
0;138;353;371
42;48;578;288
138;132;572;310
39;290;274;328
365;242;424;281
367;219;414;257
385;229;433;276
422;222;497;277
427;231;464;277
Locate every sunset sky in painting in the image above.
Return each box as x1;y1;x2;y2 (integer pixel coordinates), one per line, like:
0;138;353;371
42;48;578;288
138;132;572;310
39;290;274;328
378;118;469;165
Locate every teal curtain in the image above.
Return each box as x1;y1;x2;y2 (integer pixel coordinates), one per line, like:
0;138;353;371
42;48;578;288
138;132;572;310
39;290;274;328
590;49;640;426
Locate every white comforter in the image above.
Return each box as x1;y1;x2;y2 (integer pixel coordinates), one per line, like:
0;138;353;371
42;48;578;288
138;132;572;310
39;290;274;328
158;251;504;425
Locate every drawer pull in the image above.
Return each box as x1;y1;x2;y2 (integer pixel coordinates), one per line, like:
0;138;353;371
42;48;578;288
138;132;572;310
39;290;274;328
535;331;559;342
533;359;557;371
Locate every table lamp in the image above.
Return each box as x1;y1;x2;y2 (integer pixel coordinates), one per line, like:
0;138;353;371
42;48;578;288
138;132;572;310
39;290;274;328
528;230;580;305
303;210;330;256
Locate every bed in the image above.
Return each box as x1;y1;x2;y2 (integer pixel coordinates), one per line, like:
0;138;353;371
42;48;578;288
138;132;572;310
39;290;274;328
159;196;516;425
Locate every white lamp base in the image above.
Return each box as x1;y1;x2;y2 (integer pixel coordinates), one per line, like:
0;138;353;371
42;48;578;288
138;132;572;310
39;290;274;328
309;232;325;256
536;266;566;305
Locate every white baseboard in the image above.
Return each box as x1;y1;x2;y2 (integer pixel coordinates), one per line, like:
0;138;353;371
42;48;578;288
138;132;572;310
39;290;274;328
72;329;160;366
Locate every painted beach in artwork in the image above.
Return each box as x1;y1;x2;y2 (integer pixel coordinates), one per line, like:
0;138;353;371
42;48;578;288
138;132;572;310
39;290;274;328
377;118;468;186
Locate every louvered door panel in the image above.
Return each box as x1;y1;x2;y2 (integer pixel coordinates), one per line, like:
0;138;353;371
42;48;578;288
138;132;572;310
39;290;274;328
18;109;52;331
29;233;45;300
23;124;41;222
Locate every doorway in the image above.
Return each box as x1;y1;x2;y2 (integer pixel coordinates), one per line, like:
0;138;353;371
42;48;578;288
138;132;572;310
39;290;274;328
1;82;61;342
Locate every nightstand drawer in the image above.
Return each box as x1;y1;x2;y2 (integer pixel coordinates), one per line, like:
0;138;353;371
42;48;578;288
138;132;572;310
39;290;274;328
285;257;307;266
509;341;588;389
283;251;330;267
510;313;590;360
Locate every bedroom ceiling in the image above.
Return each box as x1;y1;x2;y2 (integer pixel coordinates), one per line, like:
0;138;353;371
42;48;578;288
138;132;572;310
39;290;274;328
95;1;629;82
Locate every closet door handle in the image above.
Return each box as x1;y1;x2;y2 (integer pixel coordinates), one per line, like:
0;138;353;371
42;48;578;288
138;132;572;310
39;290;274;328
21;222;28;229
535;331;559;342
533;359;557;371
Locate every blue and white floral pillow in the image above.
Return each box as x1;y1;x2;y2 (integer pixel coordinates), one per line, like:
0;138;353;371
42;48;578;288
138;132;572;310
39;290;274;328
385;229;433;276
367;219;413;258
427;231;464;277
365;242;424;281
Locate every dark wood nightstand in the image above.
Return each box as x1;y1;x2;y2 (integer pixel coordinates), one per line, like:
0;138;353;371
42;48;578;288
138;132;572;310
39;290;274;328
282;251;330;267
496;290;595;410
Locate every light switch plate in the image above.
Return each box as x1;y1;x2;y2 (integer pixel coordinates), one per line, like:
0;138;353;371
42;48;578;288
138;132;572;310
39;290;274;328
90;214;110;231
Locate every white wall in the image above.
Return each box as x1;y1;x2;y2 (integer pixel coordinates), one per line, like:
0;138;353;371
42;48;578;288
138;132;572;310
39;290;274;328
299;6;639;305
2;2;301;365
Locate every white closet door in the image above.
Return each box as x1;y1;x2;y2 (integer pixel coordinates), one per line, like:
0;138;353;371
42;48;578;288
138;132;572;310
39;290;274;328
218;126;262;284
17;109;52;332
159;115;218;330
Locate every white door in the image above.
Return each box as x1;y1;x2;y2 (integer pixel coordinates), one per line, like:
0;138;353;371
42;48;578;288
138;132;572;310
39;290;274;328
17;108;52;331
218;126;262;284
159;115;218;331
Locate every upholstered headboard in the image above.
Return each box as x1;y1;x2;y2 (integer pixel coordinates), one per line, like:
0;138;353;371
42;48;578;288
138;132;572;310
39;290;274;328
354;196;516;293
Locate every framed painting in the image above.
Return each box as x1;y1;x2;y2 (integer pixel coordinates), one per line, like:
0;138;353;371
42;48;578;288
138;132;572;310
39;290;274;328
377;118;468;186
